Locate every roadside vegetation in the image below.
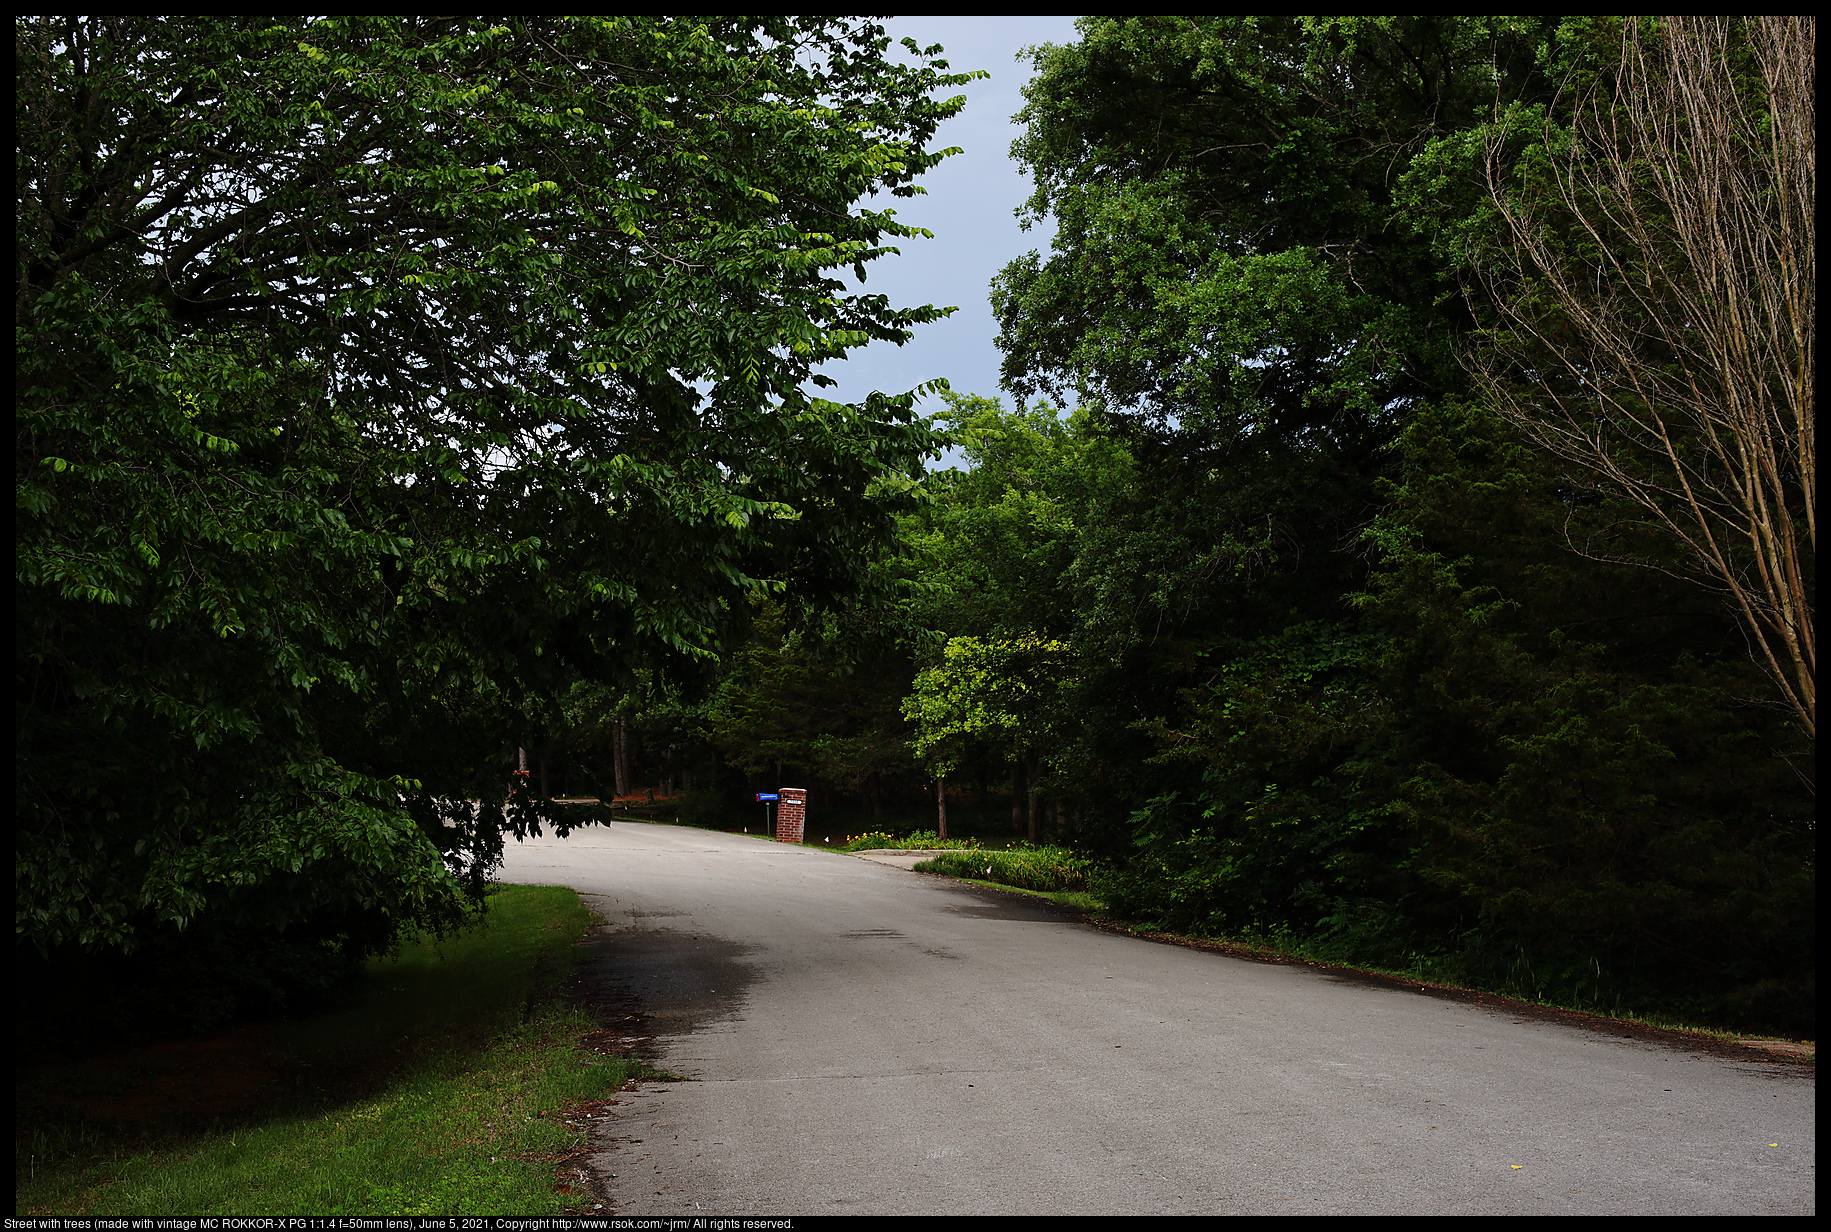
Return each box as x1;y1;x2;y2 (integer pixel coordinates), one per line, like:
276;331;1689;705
914;846;1091;894
15;886;645;1217
834;829;986;852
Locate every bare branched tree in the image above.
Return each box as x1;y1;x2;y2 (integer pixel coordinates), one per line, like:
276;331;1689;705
1477;16;1814;737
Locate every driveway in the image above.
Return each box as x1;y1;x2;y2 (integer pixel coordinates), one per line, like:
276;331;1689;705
496;822;1814;1216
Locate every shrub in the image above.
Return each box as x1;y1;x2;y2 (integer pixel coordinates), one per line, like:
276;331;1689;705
915;845;1091;893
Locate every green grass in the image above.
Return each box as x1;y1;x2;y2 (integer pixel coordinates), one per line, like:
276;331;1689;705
16;885;647;1216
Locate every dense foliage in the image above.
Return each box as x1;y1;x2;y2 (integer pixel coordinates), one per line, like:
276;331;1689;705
16;15;970;1026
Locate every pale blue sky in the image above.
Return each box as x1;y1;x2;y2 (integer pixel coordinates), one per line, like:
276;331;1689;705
810;16;1084;450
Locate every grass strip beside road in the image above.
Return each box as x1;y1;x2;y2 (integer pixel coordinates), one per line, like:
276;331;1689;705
16;885;645;1217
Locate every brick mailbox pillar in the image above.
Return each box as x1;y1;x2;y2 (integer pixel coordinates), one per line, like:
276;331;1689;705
775;787;807;844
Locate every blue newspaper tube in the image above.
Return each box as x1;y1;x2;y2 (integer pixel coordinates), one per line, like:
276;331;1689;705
756;792;777;836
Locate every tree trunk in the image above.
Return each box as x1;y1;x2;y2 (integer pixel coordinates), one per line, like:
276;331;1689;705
936;776;948;840
612;719;629;799
1026;753;1041;845
1011;763;1026;835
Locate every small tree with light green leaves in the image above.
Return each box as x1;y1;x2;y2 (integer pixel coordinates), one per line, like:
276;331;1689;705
903;633;1074;843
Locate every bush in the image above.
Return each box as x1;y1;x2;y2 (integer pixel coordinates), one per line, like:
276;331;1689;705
915;845;1091;893
834;829;983;851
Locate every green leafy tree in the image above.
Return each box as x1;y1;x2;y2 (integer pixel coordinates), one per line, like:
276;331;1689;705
897;392;1141;833
1353;399;1814;1030
907;393;1107;639
983;18;1572;852
996;16;1561;442
705;597;919;812
904;633;1074;843
1121;622;1393;938
16;15;973;1020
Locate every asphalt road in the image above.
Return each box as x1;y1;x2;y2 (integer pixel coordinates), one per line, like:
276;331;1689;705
496;821;1814;1217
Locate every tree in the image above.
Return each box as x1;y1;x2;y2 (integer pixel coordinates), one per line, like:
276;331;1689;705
907;392;1124;640
904;633;1074;843
705;596;919;814
985;18;1575;848
995;17;1562;445
16;16;971;1010
897;392;1140;836
1350;397;1814;1031
1474;16;1815;738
